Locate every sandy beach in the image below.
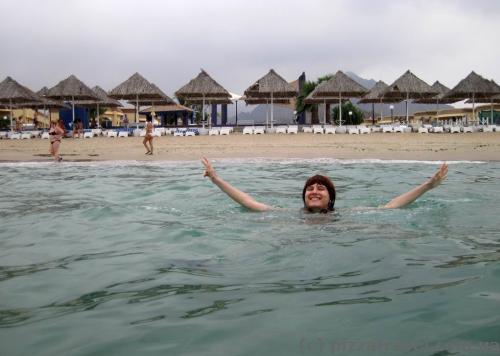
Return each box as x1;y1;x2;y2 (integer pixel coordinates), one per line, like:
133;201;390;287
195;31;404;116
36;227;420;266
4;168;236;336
0;132;499;162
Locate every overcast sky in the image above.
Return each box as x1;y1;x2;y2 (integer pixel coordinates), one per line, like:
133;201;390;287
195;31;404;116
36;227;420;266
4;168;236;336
1;0;499;96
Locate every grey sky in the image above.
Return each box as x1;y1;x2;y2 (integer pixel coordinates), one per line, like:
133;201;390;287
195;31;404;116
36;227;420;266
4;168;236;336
1;0;499;97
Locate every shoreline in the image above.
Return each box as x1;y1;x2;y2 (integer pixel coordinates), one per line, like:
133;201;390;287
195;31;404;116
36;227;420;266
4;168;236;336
1;132;499;163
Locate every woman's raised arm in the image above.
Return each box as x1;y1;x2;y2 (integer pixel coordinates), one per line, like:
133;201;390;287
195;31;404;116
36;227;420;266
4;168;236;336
202;157;271;212
383;163;448;209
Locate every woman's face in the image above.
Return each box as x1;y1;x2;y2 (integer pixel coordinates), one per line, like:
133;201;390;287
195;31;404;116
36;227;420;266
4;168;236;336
304;183;330;211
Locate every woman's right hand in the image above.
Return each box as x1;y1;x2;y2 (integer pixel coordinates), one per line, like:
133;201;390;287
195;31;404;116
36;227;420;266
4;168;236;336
202;157;217;179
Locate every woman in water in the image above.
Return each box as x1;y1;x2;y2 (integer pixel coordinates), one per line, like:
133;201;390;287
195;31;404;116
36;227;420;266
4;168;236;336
202;157;448;212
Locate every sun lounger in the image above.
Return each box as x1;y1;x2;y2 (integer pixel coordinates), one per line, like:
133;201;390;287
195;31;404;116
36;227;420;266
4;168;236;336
449;126;460;133
242;126;254;135
382;126;393;133
276;125;287;134
220;127;231;135
432;127;444;133
40;132;50;139
358;126;371;134
488;124;498;132
461;126;473;133
348;127;359;134
83;131;93;138
209;128;220;136
335;126;347;134
107;130;118;137
287;125;298;134
10;132;21;139
482;126;493;133
118;131;129;137
0;131;8;139
324;125;335;134
392;126;403;133
302;126;313;133
21;132;32;139
418;127;428;133
185;128;198;136
313;125;324;134
253;126;265;134
92;129;102;136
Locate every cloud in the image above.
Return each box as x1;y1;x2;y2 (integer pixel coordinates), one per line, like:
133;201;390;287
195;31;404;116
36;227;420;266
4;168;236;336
1;0;499;95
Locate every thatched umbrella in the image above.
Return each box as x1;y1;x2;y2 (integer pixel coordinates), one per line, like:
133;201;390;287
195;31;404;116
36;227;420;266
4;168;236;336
381;70;437;124
442;71;500;124
310;70;368;126
109;72;164;124
0;76;41;131
463;79;500;124
74;86;123;126
175;69;231;129
243;69;297;129
47;74;98;125
358;81;401;124
303;92;350;124
412;81;452;122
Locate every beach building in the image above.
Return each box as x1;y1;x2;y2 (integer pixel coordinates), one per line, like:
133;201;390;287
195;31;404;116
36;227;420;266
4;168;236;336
140;104;194;126
413;104;500;125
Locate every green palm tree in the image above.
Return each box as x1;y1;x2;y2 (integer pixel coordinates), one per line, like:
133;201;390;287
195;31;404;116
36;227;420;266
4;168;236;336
295;75;333;124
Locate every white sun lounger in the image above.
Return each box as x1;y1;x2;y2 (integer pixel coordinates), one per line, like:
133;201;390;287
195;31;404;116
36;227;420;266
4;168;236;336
324;125;335;134
392;126;403;133
302;126;313;133
432;127;444;133
348;127;359;134
253;126;265;134
418;127;429;133
313;125;324;134
185;130;196;136
220;127;231;135
107;130;118;137
449;126;460;133
287;125;298;134
41;132;50;139
242;126;254;135
21;132;32;139
276;125;287;134
84;130;94;138
118;131;129;137
209;128;220;136
10;133;21;139
382;126;393;133
482;126;493;133
461;126;473;133
358;126;371;134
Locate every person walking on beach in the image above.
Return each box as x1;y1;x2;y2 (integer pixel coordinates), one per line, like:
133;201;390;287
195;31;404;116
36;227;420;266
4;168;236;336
202;157;448;212
143;116;154;155
49;120;65;162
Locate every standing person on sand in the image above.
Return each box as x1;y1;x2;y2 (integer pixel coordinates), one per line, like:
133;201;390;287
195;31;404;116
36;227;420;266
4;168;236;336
143;116;154;155
48;120;65;162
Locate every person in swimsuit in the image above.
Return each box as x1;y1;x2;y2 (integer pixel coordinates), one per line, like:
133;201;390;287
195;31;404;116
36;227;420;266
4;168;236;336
49;120;65;162
143;116;154;155
201;157;448;212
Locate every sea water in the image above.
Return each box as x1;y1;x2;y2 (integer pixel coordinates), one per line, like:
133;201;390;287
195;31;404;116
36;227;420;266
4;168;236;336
0;159;499;356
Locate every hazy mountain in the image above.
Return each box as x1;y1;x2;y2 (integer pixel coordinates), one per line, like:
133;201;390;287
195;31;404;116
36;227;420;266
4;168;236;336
345;71;377;90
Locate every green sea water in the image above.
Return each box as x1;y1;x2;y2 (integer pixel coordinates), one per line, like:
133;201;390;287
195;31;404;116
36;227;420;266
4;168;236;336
0;159;499;356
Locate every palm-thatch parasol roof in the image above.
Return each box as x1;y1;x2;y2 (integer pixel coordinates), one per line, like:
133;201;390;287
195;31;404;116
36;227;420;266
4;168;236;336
183;97;233;105
241;96;292;105
46;75;98;100
303;92;346;104
413;81;453;104
0;76;41;103
74;86;123;108
127;83;175;106
243;69;297;99
0;76;43;130
140;104;194;113
358;81;398;104
381;70;436;99
108;72;164;101
311;70;368;98
442;71;500;102
175;69;230;99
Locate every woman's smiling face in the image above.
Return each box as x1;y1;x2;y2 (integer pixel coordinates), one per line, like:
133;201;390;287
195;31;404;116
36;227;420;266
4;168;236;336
304;183;330;211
